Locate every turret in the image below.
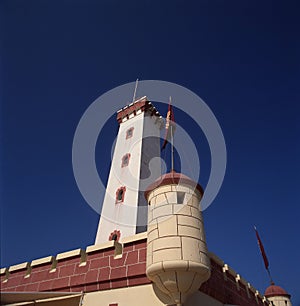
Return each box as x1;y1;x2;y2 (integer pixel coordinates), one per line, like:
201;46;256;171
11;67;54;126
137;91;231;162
265;284;292;306
145;170;211;305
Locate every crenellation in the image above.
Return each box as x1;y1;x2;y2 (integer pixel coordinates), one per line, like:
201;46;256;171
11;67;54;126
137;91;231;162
56;248;83;261
0;233;270;305
8;262;29;272
31;256;54;267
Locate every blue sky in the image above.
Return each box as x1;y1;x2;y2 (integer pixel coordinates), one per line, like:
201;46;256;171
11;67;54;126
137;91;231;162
1;0;299;303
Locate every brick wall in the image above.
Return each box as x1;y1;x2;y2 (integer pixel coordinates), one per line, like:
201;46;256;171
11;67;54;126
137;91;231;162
1;239;150;293
200;257;269;306
1;237;268;306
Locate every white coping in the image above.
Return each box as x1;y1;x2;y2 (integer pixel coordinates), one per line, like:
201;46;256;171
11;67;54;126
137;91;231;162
31;256;54;267
117;96;148;113
87;232;147;254
9;262;29;272
222;264;229;272
0;267;7;274
116;97;162;120
135;96;147;103
122;231;147;244
86;241;115;254
56;248;82;260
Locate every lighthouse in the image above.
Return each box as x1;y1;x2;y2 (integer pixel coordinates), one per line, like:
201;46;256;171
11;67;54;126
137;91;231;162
95;96;163;244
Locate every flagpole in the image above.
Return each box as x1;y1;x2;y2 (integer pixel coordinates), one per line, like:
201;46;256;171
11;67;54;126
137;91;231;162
132;78;139;103
171;124;174;171
170;96;174;171
267;269;274;285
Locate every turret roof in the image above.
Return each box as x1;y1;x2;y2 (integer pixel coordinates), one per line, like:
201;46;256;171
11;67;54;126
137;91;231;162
145;170;204;199
264;284;291;298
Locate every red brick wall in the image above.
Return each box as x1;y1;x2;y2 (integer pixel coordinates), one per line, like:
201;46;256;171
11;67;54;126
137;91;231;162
200;258;268;306
1;240;150;293
1;239;268;306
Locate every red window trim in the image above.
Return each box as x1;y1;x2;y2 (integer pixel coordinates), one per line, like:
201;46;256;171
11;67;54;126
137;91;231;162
126;127;134;139
121;153;131;168
108;230;121;242
115;186;126;204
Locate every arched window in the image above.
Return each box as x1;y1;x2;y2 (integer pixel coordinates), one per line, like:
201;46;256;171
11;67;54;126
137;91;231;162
126;127;134;139
116;186;126;203
121;153;131;167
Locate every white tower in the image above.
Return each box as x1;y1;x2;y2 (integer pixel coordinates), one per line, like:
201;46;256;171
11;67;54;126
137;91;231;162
95;97;163;244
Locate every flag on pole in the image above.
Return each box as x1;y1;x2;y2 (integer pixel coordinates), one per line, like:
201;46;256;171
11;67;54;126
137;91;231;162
254;226;269;270
161;100;176;150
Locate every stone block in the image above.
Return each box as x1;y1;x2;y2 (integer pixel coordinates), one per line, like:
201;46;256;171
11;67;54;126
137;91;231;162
178;225;201;239
156;185;172;194
148;228;158;243
175;204;192;215
177;215;201;229
159;271;178;293
181;237;202;262
190;206;201;219
153;204;173;219
155;193;168;205
187;195;200;208
157;216;178;237
152;236;181;251
176;271;195;293
166;191;177;204
153;248;182;263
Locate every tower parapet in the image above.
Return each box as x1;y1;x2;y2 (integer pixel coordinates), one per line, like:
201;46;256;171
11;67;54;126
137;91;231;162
145;170;211;305
116;96;163;124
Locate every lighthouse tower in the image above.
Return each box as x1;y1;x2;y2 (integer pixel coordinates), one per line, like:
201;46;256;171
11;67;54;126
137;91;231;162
95;97;163;244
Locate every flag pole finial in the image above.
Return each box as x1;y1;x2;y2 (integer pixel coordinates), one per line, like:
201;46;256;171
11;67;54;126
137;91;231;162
132;78;139;103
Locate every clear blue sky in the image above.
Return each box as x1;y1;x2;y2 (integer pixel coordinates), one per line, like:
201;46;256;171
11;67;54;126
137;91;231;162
1;0;299;303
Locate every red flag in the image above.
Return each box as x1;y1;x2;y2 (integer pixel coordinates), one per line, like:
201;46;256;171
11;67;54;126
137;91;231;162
254;226;269;270
161;102;176;150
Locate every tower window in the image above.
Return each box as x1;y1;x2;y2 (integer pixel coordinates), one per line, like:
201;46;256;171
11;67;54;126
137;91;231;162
177;192;185;204
126;127;134;139
121;153;131;167
116;187;126;203
109;230;121;242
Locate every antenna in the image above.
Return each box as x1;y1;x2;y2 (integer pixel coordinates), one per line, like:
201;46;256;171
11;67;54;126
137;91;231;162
132;78;139;103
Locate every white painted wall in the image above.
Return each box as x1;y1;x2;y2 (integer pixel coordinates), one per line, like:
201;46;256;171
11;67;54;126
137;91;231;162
95;110;161;244
82;284;223;306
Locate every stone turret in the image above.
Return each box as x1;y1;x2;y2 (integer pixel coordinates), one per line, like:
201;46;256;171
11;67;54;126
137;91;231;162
145;171;211;305
265;284;292;306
